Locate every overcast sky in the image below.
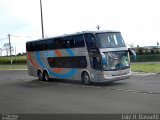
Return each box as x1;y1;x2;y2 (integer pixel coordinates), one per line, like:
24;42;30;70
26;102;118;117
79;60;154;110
0;0;160;54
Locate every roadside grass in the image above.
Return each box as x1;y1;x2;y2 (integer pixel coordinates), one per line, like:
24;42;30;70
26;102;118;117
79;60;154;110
0;56;26;64
131;54;160;62
131;63;160;73
0;55;160;72
0;64;27;70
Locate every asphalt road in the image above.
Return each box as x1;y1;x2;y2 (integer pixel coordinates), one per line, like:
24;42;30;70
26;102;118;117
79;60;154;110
0;70;160;114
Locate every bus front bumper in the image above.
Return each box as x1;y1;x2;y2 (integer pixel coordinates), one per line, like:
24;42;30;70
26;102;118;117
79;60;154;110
102;72;131;82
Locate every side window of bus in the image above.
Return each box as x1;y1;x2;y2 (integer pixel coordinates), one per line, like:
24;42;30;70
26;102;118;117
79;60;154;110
92;55;101;70
47;39;54;50
54;38;65;49
26;43;31;51
73;35;85;48
34;42;38;51
48;56;87;68
36;40;47;51
27;42;35;52
64;36;74;48
26;42;37;52
88;53;101;70
76;56;87;68
84;33;97;48
84;34;101;70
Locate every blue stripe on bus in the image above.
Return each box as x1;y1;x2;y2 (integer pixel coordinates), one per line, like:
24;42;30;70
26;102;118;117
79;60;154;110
66;48;74;56
48;68;77;79
35;49;77;79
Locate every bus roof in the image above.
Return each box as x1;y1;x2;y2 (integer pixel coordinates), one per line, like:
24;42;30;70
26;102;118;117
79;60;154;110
26;30;120;43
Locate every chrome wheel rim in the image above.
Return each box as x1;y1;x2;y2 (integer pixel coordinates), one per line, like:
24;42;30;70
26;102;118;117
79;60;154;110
83;73;90;85
38;72;43;81
44;73;49;81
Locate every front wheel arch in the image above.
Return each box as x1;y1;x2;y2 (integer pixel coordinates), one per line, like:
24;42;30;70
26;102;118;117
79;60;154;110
81;71;91;85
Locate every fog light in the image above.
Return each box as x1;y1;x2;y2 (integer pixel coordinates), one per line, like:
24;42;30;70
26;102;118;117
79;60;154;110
104;74;112;78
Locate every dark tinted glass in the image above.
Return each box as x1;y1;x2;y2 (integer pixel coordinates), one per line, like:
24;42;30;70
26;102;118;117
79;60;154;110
73;35;85;47
54;35;85;49
47;39;54;50
48;56;87;68
26;42;35;52
84;33;97;48
26;34;85;51
36;40;47;51
54;38;65;49
26;42;31;51
63;36;74;48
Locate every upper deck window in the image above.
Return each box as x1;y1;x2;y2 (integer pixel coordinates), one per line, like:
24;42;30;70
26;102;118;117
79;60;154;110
84;33;97;48
96;32;126;48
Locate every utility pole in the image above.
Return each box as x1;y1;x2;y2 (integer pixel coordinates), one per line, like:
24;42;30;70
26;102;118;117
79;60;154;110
15;47;16;56
8;34;12;64
40;0;44;38
157;42;159;48
0;48;2;56
157;42;159;53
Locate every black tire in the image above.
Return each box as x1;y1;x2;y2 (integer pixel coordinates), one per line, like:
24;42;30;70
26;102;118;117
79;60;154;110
43;71;50;81
38;71;44;81
82;72;90;85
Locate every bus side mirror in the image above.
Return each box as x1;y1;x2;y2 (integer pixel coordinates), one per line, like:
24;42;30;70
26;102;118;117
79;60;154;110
128;48;136;61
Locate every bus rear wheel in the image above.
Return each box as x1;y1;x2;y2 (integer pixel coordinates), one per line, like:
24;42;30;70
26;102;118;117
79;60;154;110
43;71;50;81
38;71;43;81
82;72;90;85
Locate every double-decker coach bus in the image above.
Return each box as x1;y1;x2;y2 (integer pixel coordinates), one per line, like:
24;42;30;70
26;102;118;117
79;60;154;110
26;30;136;84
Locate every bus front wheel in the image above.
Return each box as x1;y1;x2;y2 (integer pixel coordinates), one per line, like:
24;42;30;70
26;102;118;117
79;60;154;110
82;72;90;85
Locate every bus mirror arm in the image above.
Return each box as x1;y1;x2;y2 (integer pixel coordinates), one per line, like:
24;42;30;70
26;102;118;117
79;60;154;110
128;48;136;61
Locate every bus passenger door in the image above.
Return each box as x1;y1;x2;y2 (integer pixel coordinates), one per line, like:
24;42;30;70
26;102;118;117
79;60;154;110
84;33;102;81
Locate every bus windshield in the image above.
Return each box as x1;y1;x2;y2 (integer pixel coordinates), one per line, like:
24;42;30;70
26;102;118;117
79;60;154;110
96;32;126;48
102;51;129;71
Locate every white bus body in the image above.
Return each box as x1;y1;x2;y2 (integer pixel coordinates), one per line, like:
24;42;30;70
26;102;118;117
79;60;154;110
26;31;134;84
